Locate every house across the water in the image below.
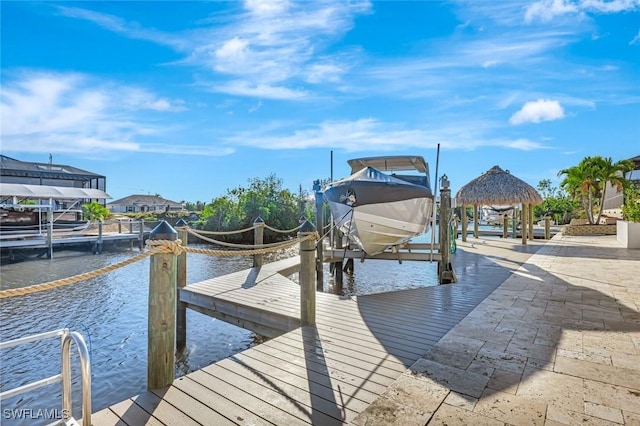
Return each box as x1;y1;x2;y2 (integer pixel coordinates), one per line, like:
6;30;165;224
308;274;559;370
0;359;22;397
107;195;184;213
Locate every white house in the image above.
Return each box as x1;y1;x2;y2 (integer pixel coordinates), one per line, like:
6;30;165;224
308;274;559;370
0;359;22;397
107;195;184;213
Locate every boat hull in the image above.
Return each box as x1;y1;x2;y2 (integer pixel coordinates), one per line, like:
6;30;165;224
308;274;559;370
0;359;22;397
328;197;433;255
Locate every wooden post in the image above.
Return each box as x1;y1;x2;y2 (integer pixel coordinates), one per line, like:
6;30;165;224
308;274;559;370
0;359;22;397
473;204;479;239
544;216;551;240
512;207;517;238
47;204;53;259
333;226;343;293
253;217;264;268
461;205;468;242
299;220;317;326
521;204;528;245
528;204;534;241
118;220;122;234
175;219;189;352
147;221;178;389
139;219;145;250
453;215;459;240
313;181;324;291
438;178;453;284
503;214;509;238
97;220;103;254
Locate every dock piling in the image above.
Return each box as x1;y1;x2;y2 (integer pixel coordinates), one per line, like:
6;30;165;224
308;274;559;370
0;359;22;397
438;175;454;284
253;217;264;268
147;221;178;389
175;219;189;353
299;220;317;326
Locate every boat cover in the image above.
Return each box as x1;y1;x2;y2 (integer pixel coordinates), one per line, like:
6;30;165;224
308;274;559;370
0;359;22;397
323;167;432;206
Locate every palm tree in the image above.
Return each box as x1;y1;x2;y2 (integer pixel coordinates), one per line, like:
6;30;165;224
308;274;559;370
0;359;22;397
590;156;634;224
559;158;597;224
559;156;633;224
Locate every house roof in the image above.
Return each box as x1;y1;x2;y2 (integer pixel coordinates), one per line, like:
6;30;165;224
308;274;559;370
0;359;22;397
0;155;105;181
108;194;182;206
0;183;111;200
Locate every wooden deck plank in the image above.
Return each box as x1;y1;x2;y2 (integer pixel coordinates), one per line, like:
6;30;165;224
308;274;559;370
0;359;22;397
216;356;365;422
129;391;202;426
89;407;127;426
198;365;346;425
107;398;165;426
173;373;284;425
248;342;393;394
148;385;238;425
235;350;379;404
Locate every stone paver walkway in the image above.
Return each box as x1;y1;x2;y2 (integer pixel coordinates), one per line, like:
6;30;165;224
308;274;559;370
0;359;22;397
353;234;640;425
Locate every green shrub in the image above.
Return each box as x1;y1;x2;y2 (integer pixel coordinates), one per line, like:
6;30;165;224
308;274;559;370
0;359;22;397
622;186;640;223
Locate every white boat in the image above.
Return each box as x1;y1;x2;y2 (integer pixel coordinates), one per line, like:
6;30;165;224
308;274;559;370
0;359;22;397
323;156;434;256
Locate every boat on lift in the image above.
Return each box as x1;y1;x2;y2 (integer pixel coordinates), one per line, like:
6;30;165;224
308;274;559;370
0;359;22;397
323;155;434;256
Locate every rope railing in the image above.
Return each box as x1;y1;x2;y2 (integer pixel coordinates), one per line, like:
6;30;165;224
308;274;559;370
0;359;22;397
187;224;257;235
263;223;303;234
0;232;318;300
185;227;301;249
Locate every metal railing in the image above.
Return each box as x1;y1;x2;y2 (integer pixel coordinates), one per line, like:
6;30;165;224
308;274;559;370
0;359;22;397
0;328;92;426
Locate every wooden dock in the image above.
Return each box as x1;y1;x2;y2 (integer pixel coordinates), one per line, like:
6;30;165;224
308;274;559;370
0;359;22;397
0;220;149;258
92;248;514;425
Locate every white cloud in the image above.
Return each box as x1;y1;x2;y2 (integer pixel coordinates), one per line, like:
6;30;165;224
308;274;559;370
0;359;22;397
223;118;548;152
525;0;640;23
0;72;226;157
630;29;640;45
57;1;372;99
212;80;308;100
509;99;566;124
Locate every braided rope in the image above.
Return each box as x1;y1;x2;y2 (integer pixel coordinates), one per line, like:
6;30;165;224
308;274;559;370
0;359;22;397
186;227;300;249
0;233;318;299
189;225;256;236
263;223;303;234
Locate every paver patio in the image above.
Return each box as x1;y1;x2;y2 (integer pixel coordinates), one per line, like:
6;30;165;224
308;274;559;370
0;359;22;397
354;234;640;425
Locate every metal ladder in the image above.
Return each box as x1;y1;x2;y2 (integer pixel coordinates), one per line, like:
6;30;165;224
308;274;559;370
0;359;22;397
0;328;92;426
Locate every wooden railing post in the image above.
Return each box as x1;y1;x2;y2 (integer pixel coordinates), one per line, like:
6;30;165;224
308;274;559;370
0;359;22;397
298;220;317;326
313;181;325;291
147;221;178;389
138;219;145;250
521;204;528;245
503;214;509;239
438;176;454;284
528;204;534;241
544;216;551;240
97;220;103;254
473;204;479;239
175;218;189;353
461;205;468;242
253;217;264;268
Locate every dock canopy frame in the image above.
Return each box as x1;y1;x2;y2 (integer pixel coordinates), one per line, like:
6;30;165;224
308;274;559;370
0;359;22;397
348;156;429;174
0;183;111;201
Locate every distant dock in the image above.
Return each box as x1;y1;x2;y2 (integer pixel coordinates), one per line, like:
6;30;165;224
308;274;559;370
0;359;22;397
0;219;150;260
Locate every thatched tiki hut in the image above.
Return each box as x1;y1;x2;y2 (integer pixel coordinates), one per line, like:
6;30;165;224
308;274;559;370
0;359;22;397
455;165;542;244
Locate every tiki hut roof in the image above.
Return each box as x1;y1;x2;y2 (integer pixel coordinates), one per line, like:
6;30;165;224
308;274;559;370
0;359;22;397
455;165;542;206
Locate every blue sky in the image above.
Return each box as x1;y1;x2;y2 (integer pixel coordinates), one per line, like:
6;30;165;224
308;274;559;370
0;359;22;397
2;0;639;204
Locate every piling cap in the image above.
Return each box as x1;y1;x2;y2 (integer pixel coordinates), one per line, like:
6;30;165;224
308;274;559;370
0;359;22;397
253;216;264;223
298;215;307;223
150;220;178;240
299;220;316;233
175;218;189;227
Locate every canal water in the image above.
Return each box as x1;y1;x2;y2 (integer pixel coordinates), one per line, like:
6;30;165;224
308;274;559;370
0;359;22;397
0;237;441;425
